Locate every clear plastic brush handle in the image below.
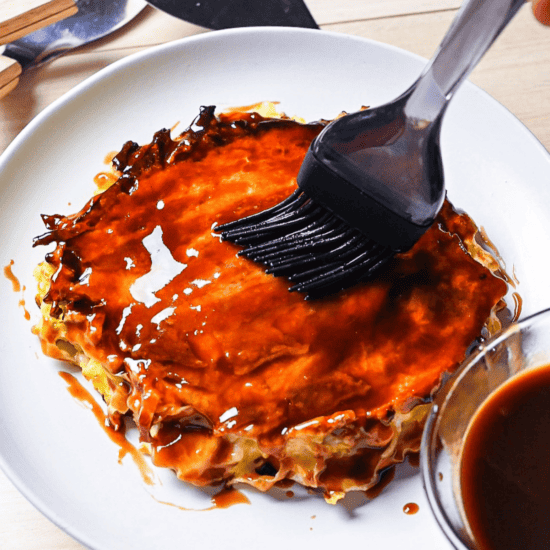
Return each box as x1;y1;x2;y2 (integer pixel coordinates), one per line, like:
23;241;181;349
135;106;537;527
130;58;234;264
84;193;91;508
407;0;526;125
300;0;526;250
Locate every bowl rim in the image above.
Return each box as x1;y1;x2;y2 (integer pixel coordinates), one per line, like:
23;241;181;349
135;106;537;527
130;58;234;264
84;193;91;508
420;306;550;550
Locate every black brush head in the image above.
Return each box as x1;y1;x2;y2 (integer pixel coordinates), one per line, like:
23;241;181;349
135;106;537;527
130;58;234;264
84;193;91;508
216;103;442;299
216;189;395;299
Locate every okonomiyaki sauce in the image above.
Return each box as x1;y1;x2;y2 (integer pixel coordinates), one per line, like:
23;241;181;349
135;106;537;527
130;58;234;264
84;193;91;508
33;107;510;496
403;502;419;515
4;260;20;292
59;371;154;486
460;365;550;550
211;487;250;508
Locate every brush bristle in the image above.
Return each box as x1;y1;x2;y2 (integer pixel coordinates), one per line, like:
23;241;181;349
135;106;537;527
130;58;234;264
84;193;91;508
216;190;394;299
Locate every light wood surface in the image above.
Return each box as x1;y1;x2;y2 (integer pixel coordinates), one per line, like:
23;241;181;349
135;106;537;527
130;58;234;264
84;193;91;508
1;1;549;548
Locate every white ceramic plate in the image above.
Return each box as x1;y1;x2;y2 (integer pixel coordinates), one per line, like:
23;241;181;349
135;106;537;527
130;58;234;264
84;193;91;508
1;28;549;550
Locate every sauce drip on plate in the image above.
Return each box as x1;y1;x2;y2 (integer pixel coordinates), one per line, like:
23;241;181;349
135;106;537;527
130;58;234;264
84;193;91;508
211;487;250;509
403;502;419;515
4;260;20;292
59;371;154;486
5;260;31;320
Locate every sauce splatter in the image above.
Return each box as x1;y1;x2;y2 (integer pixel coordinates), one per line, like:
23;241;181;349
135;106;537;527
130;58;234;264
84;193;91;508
4;260;20;292
151;486;250;512
211;487;250;509
5;262;31;320
403;502;419;515
18;297;30;321
58;371;154;486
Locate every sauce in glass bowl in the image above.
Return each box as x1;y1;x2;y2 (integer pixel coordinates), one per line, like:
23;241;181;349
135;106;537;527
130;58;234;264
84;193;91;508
460;365;550;550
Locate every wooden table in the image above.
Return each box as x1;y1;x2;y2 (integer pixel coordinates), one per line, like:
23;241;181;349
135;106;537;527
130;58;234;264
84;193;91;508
1;1;549;548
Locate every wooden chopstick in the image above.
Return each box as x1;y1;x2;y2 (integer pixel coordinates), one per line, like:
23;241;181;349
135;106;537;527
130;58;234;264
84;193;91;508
0;55;21;98
0;0;77;100
0;73;19;99
0;0;78;46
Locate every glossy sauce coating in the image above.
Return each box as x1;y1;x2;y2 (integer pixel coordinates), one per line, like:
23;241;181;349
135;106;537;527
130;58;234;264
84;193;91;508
34;108;508;490
211;487;250;509
403;502;419;515
460;365;550;550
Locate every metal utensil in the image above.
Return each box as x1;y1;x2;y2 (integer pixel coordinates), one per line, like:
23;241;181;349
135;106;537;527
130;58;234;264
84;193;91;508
145;0;318;30
0;0;146;99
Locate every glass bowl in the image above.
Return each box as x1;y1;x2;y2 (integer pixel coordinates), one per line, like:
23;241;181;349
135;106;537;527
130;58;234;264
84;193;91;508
420;307;550;549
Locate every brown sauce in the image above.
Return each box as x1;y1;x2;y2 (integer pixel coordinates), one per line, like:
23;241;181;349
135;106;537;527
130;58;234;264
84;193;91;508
460;365;550;550
151;486;250;511
211;487;250;509
511;291;523;321
18;298;30;321
407;452;420;468
533;0;550;25
403;502;419;515
5;262;31;320
4;260;21;292
33;107;509;496
58;371;154;486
